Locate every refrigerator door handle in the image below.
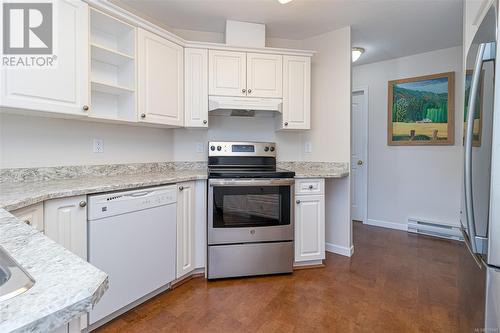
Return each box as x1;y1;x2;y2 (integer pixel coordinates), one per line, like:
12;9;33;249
464;42;486;254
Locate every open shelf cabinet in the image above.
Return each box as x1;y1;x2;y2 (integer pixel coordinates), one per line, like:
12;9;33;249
90;8;136;122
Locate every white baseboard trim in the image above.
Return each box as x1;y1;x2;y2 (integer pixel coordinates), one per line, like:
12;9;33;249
364;219;408;231
325;243;354;257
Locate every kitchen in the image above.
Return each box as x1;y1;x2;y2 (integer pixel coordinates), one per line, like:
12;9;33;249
0;0;498;332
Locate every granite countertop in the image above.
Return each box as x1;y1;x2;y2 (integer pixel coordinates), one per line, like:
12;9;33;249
0;209;108;333
278;162;349;179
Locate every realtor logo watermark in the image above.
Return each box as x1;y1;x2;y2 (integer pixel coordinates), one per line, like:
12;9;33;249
2;2;57;67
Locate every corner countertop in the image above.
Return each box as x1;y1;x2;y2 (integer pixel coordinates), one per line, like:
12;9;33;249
278;162;349;179
0;209;108;333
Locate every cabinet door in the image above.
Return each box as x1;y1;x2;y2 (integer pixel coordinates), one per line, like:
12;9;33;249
0;0;89;116
185;48;208;127
209;50;246;97
176;181;196;278
281;56;311;130
44;195;87;260
246;53;282;98
295;195;325;262
11;203;44;232
138;28;184;126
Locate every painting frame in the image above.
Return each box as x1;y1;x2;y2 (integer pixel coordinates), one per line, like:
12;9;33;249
387;72;455;146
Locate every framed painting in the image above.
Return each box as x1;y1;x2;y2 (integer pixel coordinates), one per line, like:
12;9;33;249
388;72;455;146
464;69;483;147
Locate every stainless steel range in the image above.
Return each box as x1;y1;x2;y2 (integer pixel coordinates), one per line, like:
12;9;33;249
207;141;295;279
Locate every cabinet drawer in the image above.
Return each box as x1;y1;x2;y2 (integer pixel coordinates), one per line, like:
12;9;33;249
295;178;324;195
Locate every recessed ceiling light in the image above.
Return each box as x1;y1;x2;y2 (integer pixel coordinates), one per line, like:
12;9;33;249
352;47;365;62
278;0;293;4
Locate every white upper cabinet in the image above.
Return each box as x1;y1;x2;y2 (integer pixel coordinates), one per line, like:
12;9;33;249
209;50;247;97
246;53;282;98
138;28;184;126
185;48;208;127
280;56;311;130
0;0;89;116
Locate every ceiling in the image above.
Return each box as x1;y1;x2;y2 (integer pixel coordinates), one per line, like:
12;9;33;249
112;0;463;65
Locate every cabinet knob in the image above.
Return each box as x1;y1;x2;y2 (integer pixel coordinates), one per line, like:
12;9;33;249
179;186;184;191
24;219;31;225
284;122;289;126
248;89;252;94
82;105;89;111
296;200;301;204
357;160;363;166
308;185;314;189
242;89;246;94
203;120;207;124
79;201;87;207
140;113;146;119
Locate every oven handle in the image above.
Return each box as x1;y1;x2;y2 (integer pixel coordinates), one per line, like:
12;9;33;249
209;178;295;187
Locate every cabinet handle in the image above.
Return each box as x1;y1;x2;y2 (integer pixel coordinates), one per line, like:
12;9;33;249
242;89;246;94
79;201;87;207
203;120;207;124
82;105;89;111
248;89;252;94
179;186;184;191
24;219;31;225
308;185;314;189
140;113;146;119
284;122;289;126
296;200;301;204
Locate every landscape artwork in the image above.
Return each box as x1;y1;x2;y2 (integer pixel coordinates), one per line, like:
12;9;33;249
388;72;455;145
464;70;483;147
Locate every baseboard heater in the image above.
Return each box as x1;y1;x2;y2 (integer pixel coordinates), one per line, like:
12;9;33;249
407;218;463;241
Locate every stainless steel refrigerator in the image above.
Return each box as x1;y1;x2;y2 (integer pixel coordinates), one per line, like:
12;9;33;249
461;1;500;331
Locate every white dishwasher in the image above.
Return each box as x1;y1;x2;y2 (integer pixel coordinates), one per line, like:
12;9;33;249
88;185;177;327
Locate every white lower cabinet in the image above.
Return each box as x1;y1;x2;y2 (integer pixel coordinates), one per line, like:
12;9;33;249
176;181;196;278
44;196;87;332
294;179;325;263
11;203;44;232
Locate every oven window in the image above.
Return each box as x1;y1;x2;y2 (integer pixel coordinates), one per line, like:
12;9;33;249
213;186;291;228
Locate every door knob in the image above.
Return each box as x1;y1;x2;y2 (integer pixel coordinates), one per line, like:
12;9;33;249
357;160;363;166
79;201;87;207
296;200;301;204
284;122;288;126
82;105;89;111
242;89;246;94
179;186;184;191
248;89;252;94
140;113;146;118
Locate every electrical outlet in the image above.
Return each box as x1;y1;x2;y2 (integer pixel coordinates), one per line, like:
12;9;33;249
305;142;312;153
93;138;104;153
196;142;204;153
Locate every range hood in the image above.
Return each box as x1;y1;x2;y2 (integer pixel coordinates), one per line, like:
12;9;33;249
208;96;282;117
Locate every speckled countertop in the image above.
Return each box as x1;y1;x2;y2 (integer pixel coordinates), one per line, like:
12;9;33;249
0;209;108;333
278;162;349;179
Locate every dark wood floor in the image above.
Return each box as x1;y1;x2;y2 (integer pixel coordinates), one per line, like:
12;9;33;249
95;222;464;332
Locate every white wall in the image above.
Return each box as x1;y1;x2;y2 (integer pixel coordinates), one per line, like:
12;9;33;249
352;46;464;227
0;113;174;168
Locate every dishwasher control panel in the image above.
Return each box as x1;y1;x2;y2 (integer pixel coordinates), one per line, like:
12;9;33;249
88;185;177;221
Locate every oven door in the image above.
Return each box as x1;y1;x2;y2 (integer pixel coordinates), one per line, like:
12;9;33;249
208;178;294;245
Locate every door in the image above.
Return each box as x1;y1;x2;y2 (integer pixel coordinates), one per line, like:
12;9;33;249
351;90;368;222
209;50;246;97
11;203;44;232
138;28;183;126
44;195;87;260
177;181;196;278
281;56;311;129
295;194;325;262
185;48;208;127
246;53;282;98
0;0;89;116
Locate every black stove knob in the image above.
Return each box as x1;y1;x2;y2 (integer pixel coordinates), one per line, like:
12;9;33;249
264;146;269;152
217;146;222;151
270;146;275;152
210;145;215;151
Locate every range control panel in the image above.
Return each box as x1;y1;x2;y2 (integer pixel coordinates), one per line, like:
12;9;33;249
208;141;276;157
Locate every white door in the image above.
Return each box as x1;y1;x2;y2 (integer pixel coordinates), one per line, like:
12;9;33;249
176;181;196;278
246;53;282;98
184;48;208;127
351;90;368;222
294;194;325;262
0;0;89;116
281;56;311;130
138;28;184;126
208;50;246;97
44;195;87;260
